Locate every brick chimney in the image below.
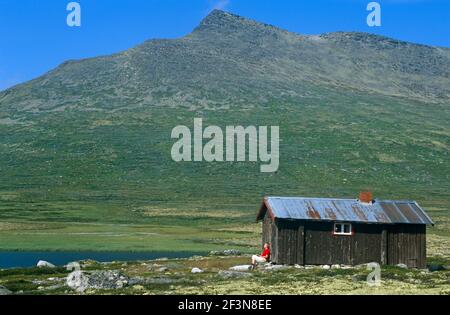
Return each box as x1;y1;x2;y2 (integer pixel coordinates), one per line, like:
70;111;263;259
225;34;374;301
359;191;373;204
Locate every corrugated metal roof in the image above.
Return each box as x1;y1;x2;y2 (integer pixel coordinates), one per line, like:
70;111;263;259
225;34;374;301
258;197;434;225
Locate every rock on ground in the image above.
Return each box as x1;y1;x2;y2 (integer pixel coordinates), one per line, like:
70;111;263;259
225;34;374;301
67;270;129;293
37;260;56;268
66;271;89;292
0;285;12;295
191;268;204;273
229;265;252;272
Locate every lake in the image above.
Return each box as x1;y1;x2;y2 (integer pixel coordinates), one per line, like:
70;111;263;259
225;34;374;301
0;251;206;269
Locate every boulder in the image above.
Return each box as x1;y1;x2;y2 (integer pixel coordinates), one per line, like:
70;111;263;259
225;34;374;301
322;265;331;270
67;270;129;293
218;271;253;279
66;271;91;293
37;260;56;268
191;267;204;273
0;285;12;295
229;265;252;272
331;264;341;269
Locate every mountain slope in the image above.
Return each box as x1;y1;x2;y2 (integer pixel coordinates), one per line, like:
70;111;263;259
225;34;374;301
1;10;449;116
0;10;449;239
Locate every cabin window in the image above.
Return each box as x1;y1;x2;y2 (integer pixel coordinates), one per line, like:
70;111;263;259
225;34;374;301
334;223;352;235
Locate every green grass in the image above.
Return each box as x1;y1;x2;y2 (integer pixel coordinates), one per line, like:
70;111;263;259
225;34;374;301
0;220;259;252
0;89;449;252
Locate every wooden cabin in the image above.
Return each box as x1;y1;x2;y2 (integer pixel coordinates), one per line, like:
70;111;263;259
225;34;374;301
256;192;434;268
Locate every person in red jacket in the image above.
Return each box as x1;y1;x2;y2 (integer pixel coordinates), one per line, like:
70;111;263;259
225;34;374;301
251;243;270;270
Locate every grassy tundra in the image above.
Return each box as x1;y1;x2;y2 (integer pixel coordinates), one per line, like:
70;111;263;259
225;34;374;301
0;10;449;294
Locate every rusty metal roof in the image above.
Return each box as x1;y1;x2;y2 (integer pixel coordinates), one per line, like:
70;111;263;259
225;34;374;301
257;197;434;225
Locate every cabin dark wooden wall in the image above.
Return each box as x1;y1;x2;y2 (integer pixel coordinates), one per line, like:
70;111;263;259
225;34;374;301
262;217;427;268
304;221;382;265
262;212;272;245
387;224;426;269
275;220;304;265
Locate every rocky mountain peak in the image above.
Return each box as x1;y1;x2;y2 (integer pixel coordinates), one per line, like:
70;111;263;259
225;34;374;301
192;9;280;37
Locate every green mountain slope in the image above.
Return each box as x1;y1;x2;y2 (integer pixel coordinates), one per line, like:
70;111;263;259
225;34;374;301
1;10;449;114
0;11;449;250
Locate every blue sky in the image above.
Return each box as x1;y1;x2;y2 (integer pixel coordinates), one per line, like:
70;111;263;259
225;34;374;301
0;0;449;91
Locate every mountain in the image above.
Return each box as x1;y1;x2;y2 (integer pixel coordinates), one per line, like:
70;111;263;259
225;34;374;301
1;10;449;115
0;10;449;227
